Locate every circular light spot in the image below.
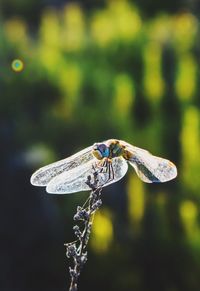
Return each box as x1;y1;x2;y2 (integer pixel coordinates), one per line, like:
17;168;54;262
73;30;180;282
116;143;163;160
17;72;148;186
11;59;24;72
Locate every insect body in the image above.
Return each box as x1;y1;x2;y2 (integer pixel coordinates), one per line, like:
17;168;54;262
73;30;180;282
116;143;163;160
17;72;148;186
30;139;177;194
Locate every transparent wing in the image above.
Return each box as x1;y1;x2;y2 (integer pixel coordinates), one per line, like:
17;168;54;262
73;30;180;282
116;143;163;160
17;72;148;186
46;157;128;194
120;140;177;183
30;145;94;186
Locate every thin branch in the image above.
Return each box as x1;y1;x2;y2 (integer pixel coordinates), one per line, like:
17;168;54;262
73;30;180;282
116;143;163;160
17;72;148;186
65;170;103;291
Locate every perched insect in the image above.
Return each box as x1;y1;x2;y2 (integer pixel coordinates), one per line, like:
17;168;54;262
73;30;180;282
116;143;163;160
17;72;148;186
30;139;177;194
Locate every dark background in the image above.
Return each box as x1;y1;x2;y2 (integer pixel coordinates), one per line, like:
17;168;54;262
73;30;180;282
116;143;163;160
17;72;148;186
1;0;200;290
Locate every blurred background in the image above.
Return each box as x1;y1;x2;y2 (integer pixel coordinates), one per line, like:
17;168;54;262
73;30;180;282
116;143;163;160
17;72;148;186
0;0;200;290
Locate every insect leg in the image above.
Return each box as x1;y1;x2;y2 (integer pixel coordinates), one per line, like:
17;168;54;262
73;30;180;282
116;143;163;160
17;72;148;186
105;160;114;184
110;162;114;181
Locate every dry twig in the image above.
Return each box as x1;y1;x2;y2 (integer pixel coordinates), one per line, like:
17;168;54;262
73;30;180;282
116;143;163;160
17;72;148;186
65;169;103;291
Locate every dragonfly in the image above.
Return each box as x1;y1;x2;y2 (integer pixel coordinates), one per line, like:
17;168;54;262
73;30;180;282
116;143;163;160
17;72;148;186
30;139;177;194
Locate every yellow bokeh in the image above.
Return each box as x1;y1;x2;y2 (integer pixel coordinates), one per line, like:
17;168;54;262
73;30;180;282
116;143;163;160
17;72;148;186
90;209;113;253
39;5;85;52
127;175;145;229
62;4;85;51
143;42;165;102
59;63;82;97
172;13;198;52
181;107;200;192
58;63;82;116
113;74;135;118
91;10;115;47
181;107;199;164
147;15;172;44
4;18;28;49
175;54;197;101
108;0;142;41
40;9;60;48
180;201;199;238
91;0;141;47
38;45;64;76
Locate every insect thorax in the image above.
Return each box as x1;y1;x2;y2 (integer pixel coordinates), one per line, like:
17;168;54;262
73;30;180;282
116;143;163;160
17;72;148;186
108;140;125;158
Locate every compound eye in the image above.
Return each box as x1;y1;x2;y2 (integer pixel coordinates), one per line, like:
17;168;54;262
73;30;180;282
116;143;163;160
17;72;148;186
92;143;109;159
98;144;107;153
98;144;110;158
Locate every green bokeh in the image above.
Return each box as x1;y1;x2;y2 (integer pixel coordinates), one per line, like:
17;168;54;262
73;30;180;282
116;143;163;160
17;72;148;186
1;1;200;291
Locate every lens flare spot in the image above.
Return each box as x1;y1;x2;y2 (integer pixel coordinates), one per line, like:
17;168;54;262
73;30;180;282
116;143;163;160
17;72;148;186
11;59;24;72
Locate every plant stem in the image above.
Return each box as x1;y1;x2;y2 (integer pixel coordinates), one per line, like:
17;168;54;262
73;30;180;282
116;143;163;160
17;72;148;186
65;171;103;291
